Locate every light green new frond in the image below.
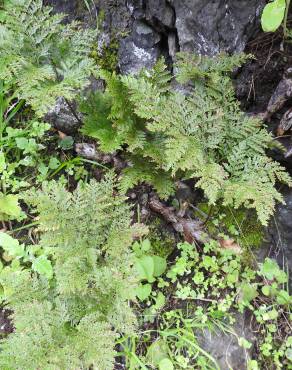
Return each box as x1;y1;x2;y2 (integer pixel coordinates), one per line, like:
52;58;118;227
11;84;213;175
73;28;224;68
121;74;161;119
75;315;117;370
0;0;97;115
175;52;251;84
141;57;172;93
80;91;125;152
194;162;228;205
223;179;282;226
1;173;142;369
83;53;291;225
164;136;205;174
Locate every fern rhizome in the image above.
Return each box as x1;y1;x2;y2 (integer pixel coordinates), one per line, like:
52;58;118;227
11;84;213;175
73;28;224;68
0;173;145;369
81;54;292;225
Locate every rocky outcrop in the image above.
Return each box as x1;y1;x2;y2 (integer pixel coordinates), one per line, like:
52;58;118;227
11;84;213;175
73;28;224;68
47;0;265;74
170;0;265;55
121;0;265;73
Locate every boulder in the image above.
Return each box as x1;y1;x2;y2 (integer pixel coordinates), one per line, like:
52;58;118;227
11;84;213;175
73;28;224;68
170;0;265;55
196;312;255;370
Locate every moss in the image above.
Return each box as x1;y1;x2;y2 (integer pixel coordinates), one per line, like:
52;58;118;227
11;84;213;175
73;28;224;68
90;38;119;72
195;202;264;249
148;217;176;258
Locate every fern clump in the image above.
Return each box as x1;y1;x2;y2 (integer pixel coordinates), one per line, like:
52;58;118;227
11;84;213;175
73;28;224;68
0;173;145;369
0;0;97;115
81;54;292;225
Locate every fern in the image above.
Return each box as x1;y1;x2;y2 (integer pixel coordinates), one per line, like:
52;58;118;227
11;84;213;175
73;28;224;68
80;53;292;225
0;173;146;369
0;0;97;116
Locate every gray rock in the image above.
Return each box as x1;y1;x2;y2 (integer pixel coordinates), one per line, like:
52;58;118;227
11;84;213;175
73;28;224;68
145;0;175;30
170;0;265;55
168;31;178;58
118;36;161;74
196;312;255;370
133;20;161;49
263;188;292;289
45;97;82;135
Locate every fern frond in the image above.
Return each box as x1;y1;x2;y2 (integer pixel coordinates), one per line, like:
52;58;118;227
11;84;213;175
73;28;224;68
0;0;97;115
0;173;143;369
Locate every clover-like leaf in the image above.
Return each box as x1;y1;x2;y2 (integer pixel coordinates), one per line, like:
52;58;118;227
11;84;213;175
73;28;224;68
261;285;270;296
260;258;287;283
146;339;169;367
238;337;252;349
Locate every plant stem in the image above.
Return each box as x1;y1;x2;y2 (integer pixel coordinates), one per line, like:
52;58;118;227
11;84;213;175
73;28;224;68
284;0;291;38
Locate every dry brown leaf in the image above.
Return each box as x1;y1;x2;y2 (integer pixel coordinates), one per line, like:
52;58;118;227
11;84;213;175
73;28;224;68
219;238;242;254
58;130;67;139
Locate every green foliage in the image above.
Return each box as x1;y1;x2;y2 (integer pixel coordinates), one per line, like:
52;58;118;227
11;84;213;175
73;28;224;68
81;54;292;225
0;173;146;369
122;238;291;369
196;203;264;249
91;38;119;72
261;0;287;32
0;0;97;116
133;239;167;301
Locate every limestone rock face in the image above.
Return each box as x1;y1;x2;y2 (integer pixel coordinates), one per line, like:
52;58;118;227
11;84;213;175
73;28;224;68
47;0;265;74
170;0;265;55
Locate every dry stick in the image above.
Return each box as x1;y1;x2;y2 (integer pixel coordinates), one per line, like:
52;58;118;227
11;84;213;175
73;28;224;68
148;196;209;244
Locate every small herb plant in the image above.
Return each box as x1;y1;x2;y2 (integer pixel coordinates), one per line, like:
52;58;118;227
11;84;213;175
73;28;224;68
124;239;291;369
134;239;167;301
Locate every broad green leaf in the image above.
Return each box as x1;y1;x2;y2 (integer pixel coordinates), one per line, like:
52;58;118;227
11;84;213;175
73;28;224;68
135;256;155;282
0;232;24;258
0;193;21;218
136;283;152;301
48;157;60;170
261;285;270;296
141;239;151;252
32;255;53;279
58;136;74;150
276;290;291;305
153;255;167;277
261;0;286;32
247;359;259;370
262;309;278;321
15;137;28;149
159;358;174;370
146;339;168;366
